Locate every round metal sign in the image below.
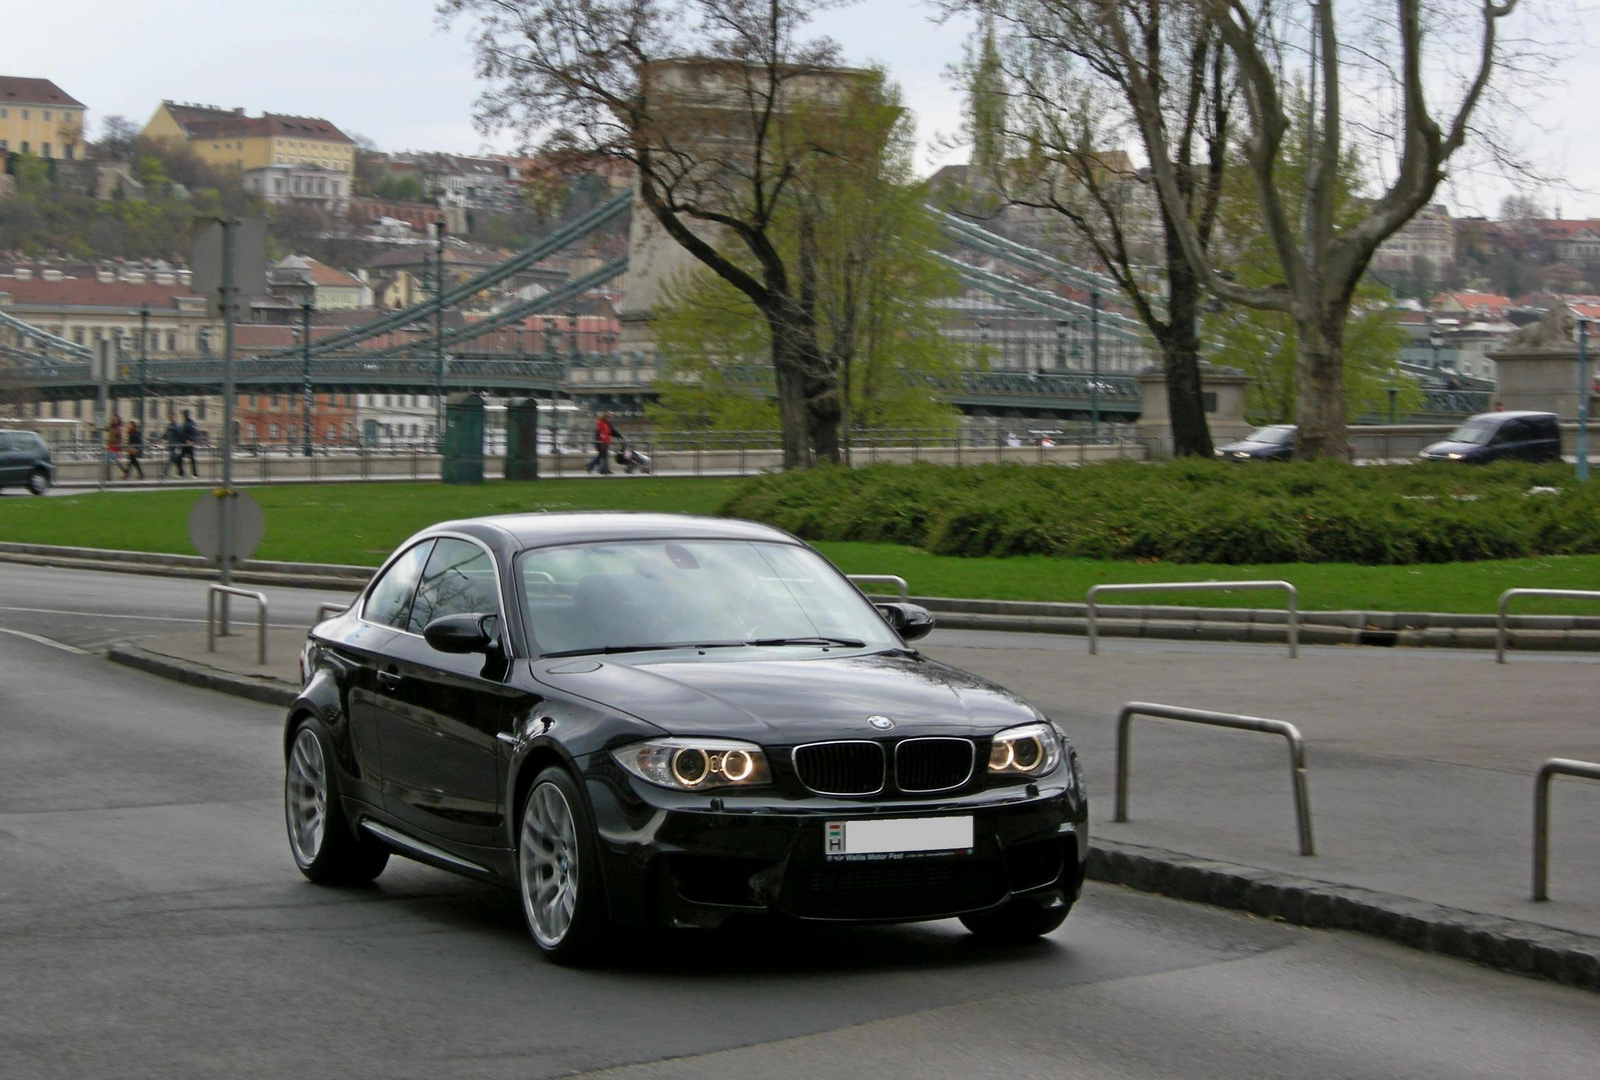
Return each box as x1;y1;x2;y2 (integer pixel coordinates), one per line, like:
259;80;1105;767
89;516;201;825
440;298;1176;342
187;490;265;566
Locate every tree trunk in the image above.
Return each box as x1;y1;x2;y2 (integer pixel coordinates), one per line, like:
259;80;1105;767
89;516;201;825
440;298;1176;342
1162;259;1214;457
1294;308;1349;460
771;334;811;470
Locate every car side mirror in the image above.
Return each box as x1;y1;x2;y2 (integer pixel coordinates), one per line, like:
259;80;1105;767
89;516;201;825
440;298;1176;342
424;613;500;654
876;602;935;642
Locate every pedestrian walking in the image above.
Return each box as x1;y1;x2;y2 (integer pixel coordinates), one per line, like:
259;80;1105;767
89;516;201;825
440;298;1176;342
586;411;615;475
122;420;145;480
106;414;124;478
177;410;199;477
162;414;185;477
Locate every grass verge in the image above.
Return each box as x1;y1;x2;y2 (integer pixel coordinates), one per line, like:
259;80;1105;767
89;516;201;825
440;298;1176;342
3;478;1598;615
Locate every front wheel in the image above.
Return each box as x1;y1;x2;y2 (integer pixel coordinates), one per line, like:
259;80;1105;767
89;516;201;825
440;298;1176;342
27;469;49;495
284;717;389;884
518;767;608;964
959;893;1070;944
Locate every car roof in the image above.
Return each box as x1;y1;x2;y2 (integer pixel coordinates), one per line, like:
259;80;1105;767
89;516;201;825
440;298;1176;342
1465;411;1556;422
417;512;798;554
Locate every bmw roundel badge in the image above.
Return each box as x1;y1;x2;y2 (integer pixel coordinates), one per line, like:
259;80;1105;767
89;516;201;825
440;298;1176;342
868;715;894;730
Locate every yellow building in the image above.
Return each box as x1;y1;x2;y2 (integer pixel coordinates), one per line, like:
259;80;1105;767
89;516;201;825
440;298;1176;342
141;101;355;176
0;77;86;160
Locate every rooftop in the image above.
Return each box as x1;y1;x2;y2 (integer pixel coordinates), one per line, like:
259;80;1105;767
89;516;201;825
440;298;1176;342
0;77;84;109
162;101;353;145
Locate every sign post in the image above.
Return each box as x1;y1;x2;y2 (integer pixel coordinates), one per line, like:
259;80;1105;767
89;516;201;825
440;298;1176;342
92;339;116;491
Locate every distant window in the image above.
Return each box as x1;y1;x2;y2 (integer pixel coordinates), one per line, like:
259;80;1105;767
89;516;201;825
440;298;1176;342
42;110;51;121
166;331;176;351
63;143;74;160
20;141;29;153
0;108;7;118
41;142;51;158
72;327;84;345
270;395;280;408
269;423;279;439
0;140;7;151
20;109;29;120
198;400;207;420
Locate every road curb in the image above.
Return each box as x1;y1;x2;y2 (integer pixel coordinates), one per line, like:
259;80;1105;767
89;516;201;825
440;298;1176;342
106;643;298;707
1086;839;1600;992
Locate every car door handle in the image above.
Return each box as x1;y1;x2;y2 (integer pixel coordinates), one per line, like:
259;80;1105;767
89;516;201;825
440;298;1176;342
377;668;402;689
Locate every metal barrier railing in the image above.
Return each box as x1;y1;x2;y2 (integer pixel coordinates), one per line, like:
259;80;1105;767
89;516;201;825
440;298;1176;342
1532;757;1600;901
1114;701;1315;856
848;574;910;602
1496;589;1600;663
207;585;269;666
1088;580;1299;658
315;602;348;622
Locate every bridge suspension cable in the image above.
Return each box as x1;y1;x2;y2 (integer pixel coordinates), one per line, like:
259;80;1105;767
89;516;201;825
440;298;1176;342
268;191;632;358
369;258;630;357
0;310;92;359
933;253;1147;341
933;209;1143;304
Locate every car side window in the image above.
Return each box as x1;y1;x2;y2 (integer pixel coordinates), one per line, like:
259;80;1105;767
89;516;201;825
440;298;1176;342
408;538;500;636
0;434;14;450
363;541;434;630
1490;421;1518;444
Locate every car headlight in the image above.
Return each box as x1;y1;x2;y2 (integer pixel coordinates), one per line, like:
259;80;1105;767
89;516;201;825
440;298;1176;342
988;722;1063;778
298;638;320;685
1447;452;1463;460
611;738;771;791
1213;449;1224;457
1233;451;1251;458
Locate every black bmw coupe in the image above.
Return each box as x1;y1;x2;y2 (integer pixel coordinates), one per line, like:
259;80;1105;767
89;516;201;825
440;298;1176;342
285;513;1088;962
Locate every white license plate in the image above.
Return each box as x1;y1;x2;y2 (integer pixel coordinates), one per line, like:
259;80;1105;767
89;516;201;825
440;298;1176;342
824;815;973;857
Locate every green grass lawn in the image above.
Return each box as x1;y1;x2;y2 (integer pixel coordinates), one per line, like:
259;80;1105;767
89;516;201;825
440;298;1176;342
3;477;1598;616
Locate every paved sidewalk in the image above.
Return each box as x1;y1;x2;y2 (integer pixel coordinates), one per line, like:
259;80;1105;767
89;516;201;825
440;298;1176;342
109;625;1600;982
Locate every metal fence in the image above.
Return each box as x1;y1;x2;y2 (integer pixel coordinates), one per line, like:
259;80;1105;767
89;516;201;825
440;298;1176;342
1532;758;1600;901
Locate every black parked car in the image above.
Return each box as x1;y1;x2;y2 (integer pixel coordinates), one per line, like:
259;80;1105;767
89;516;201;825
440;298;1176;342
0;429;53;494
1214;424;1297;461
285;513;1087;962
1417;411;1562;463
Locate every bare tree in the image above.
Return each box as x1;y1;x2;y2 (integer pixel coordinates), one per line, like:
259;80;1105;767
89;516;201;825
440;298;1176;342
1110;0;1522;458
442;0;893;467
951;2;1233;456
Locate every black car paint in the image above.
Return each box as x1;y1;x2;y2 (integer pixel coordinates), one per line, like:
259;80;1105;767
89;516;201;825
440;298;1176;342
287;513;1087;928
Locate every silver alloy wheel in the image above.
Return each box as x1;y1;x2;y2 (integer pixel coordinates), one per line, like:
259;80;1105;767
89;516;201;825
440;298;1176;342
520;781;580;948
285;727;328;867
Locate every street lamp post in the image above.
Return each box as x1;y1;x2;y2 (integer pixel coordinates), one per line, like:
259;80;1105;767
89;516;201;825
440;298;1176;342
1430;330;1444;371
1055;320;1067;372
137;304;149;426
433;220;447;442
1387;384;1398;424
1090;287;1101;441
300;300;313;457
1578;318;1590;483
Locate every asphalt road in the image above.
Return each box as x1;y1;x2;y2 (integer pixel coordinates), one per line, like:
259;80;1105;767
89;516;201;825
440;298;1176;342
3;569;1600;1078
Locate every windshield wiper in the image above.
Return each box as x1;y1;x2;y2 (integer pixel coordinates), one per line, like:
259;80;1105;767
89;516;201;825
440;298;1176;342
540;641;747;659
746;636;866;648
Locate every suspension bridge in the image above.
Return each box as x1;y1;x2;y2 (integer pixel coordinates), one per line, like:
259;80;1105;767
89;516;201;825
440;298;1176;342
0;190;1487;421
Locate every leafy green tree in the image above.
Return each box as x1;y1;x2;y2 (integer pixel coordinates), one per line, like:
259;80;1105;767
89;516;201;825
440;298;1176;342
645;80;962;443
1208;90;1412;425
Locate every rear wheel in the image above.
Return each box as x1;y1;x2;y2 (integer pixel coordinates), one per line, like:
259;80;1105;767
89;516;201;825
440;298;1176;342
284;717;389;884
27;469;49;495
959;894;1070;943
518;767;608;964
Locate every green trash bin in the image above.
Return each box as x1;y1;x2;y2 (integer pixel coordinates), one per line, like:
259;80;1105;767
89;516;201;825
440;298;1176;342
441;394;486;485
504;397;541;481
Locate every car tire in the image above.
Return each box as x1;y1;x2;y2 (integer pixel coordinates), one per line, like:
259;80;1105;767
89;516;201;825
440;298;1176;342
959;893;1070;943
517;766;608;964
284;716;390;885
27;469;49;496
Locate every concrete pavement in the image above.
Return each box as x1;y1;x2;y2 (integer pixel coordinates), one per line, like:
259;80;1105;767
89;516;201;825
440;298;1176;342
4;561;1599;985
104;618;1600;977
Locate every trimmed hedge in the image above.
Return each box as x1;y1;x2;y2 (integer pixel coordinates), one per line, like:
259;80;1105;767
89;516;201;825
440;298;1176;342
720;460;1600;565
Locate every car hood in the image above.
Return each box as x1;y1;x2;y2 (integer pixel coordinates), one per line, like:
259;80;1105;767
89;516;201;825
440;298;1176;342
531;651;1042;742
1419;440;1483;457
1217;440;1284;453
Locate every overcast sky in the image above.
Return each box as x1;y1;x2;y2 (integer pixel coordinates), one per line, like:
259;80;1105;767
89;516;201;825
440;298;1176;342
10;0;1599;218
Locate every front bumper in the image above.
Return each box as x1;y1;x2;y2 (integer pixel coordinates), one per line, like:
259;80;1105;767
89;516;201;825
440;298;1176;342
583;761;1088;929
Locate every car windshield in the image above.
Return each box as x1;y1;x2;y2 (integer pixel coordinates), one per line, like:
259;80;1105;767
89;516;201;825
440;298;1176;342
1247;425;1295;444
517;539;901;657
1447;420;1496;446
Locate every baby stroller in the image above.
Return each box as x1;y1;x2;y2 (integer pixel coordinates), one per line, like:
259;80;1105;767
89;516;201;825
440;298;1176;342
614;439;651;474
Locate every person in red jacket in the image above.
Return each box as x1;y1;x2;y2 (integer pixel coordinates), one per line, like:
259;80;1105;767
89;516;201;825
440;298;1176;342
586;411;615;475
